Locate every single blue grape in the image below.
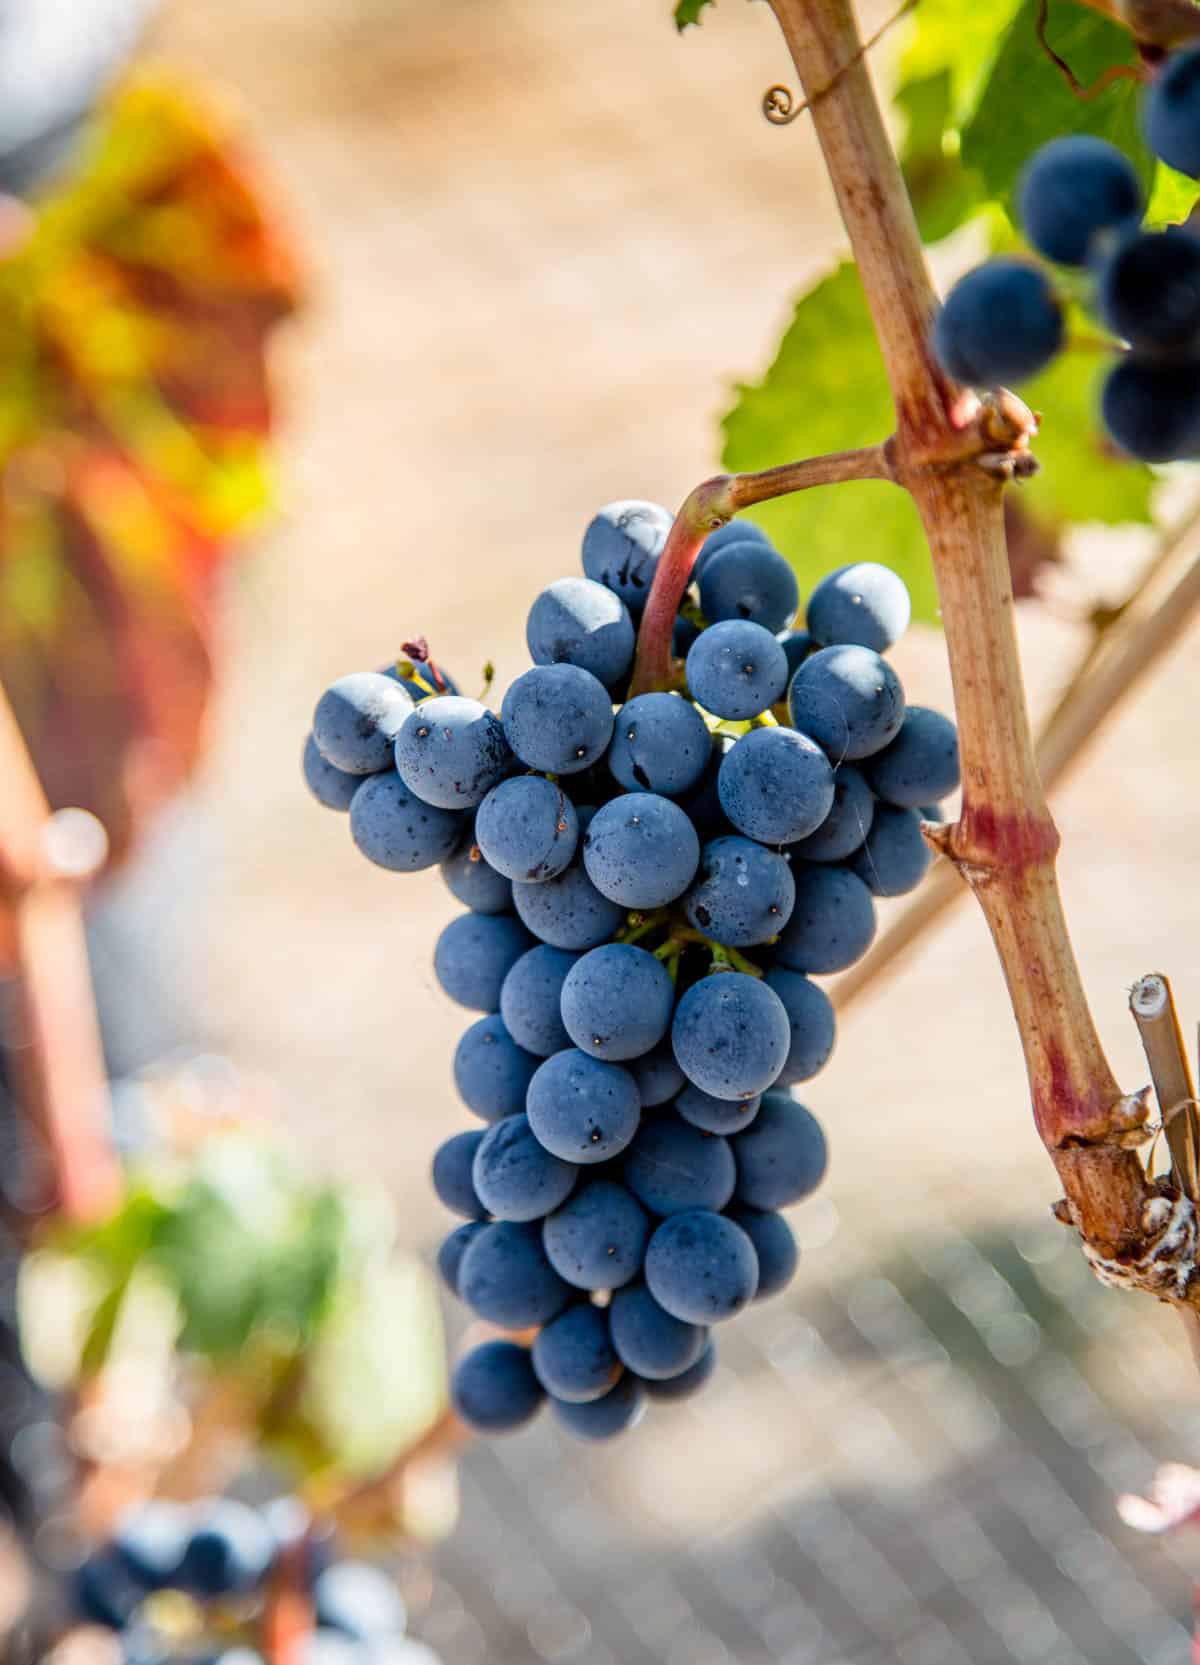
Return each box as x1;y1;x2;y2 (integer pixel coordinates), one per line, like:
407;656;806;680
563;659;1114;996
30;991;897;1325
790;765;875;862
559;942;675;1061
695;518;772;582
582;792;700;908
674;1084;760;1135
644;1210;758;1324
176;1500;275;1597
685;619;789;721
608;1283;707;1379
527;576;636;687
795;648;907;774
436;1221;486;1296
622;1116;735;1216
777;628;816;681
350;773;465;872
472;1114;578;1222
314;1562;407;1641
849;803;932;896
75;1548;147;1629
932;259;1064;388
731;1090;827;1210
433;913;534;1011
683;836;795;947
474;775;579;883
542;1180;650;1290
512;861;628;951
501;664;614;774
451;1339;544;1432
499;944;580;1056
581;499;673;615
727;1207;798;1300
1018;135;1143;266
788;643;905;763
111;1500;188;1589
865;705;960;808
1098;227;1200;352
764;967;836;1086
640;1337;717;1400
394;695;512;810
457;1221;573;1328
772;863;876;974
532;1303;623;1403
526;1049;642;1163
805;562;912;654
432;1129;487;1219
1143;44;1200;178
717;727;835;845
312;672;414;775
550;1374;645;1440
672;973;790;1099
1102;354;1200;462
699;540;800;633
606;692;711;796
303;734;359;811
630;1043;687;1108
453;1014;539;1121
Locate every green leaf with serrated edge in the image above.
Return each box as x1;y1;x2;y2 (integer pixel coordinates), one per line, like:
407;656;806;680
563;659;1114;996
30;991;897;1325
721;263;941;627
674;0;712;29
1020;342;1154;527
896;70;983;244
961;1;1150;209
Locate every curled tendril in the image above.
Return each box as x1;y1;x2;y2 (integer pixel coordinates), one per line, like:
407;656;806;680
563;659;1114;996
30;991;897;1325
762;84;805;125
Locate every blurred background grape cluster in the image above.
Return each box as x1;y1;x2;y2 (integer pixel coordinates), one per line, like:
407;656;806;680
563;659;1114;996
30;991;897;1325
3;0;1200;1660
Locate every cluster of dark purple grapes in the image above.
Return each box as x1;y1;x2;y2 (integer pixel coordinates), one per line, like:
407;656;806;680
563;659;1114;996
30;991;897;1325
933;44;1200;463
303;502;959;1441
75;1495;434;1664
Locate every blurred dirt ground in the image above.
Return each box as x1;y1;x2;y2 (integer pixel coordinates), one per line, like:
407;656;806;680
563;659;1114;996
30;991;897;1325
82;1;1200;1656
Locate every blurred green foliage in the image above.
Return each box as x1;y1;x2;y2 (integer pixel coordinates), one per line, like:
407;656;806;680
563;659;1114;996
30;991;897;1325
22;1132;446;1486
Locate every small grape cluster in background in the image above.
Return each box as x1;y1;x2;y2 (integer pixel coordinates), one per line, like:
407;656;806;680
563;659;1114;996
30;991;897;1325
304;501;959;1441
75;1495;436;1663
933;42;1200;464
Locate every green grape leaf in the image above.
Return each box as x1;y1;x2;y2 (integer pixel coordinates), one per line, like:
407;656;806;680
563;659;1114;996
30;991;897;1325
961;1;1150;208
899;0;1023;117
720;263;940;626
1020;343;1154;527
674;0;713;28
896;70;983;244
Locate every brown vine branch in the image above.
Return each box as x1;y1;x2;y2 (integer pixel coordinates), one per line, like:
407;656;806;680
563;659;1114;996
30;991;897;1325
0;681;119;1227
834;498;1200;1013
629;445;892;696
767;0;1181;1294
